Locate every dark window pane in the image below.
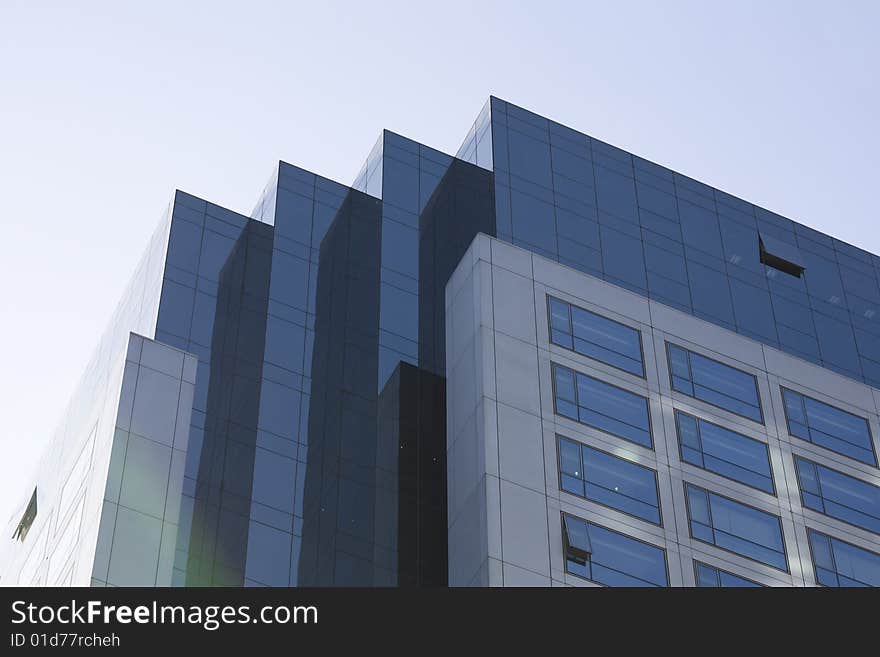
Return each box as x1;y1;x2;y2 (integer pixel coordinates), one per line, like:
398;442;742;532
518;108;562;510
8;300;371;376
689;262;735;326
678;200;723;258
813;313;861;377
595;166;638;223
507;128;552;188
510;188;558;254
730;279;778;344
601;227;647;291
157;279;195;339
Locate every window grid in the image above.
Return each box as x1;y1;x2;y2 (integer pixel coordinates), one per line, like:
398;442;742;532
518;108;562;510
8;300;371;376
552;363;653;448
674;410;775;495
562;513;668;587
547;295;645;377
534;258;880;587
794;455;880;535
557;435;662;525
807;528;880;587
693;560;763;587
781;387;877;467
684;483;788;572
666;342;764;423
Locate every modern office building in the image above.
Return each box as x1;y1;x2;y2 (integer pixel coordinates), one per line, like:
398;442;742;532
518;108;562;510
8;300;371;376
3;98;880;587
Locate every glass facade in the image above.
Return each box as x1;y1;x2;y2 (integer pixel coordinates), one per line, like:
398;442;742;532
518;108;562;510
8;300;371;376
6;95;880;589
139;146;494;587
489;97;880;388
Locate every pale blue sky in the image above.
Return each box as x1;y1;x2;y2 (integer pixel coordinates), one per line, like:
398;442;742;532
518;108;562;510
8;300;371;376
1;1;878;525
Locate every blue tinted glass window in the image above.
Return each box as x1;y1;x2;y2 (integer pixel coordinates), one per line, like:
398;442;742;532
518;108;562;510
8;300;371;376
678;200;723;258
782;388;876;465
795;456;880;534
675;411;774;493
553;364;652;448
685;483;787;571
562;514;667;587
548;296;644;376
808;529;880;587
557;436;660;524
694;561;762;587
667;344;763;422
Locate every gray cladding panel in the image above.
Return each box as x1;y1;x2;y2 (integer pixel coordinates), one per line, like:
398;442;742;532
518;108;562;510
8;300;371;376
446;234;880;587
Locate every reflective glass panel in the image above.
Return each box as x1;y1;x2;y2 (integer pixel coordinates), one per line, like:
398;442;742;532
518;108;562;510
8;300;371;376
675;411;774;493
795;456;880;534
562;514;668;587
685;483;787;571
808;529;880;587
668;344;763;422
553;364;652;448
694;561;762;587
548;296;644;376
782;388;876;465
557;436;660;523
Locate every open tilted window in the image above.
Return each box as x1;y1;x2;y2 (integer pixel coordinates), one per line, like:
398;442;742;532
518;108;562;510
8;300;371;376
759;233;805;278
562;514;591;565
12;488;37;542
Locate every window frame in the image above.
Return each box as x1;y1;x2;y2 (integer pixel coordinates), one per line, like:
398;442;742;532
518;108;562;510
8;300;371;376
551;362;654;449
561;512;669;587
806;527;880;587
674;409;776;495
780;386;878;467
665;341;764;424
793;454;880;535
556;434;663;526
683;481;789;573
546;295;646;378
693;560;764;587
